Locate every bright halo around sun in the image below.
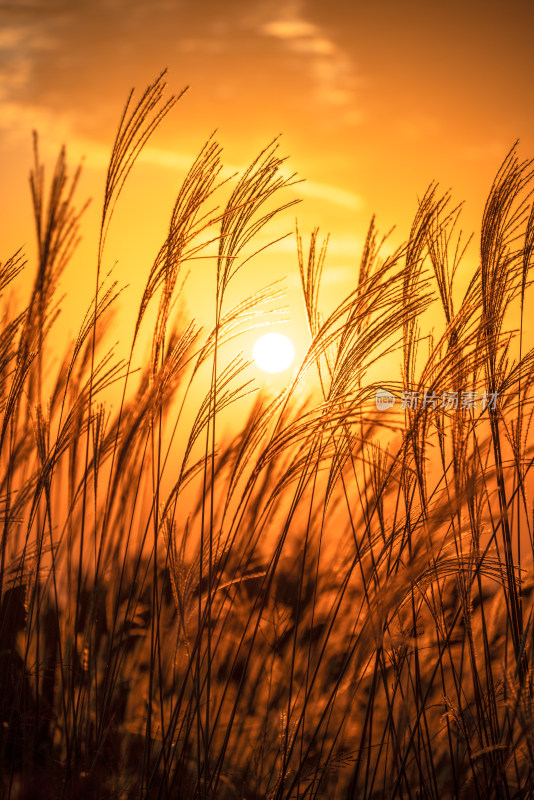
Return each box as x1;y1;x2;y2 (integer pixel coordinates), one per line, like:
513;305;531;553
253;333;295;374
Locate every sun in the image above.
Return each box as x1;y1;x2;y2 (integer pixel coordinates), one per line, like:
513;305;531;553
253;333;295;374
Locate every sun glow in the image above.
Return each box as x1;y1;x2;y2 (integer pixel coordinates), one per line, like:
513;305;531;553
253;333;295;374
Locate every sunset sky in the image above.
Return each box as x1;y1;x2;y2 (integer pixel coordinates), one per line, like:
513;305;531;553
1;0;534;377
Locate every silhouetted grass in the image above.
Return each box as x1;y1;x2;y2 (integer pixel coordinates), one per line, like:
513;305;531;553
1;73;534;799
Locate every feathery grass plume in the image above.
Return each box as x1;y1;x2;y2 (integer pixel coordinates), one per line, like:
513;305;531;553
297;224;328;342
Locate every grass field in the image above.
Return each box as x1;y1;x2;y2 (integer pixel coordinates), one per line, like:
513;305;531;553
2;73;534;799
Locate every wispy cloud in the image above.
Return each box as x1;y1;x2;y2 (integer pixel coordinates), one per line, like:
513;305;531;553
0;12;62;143
292;176;362;209
139;145;363;209
260;2;361;124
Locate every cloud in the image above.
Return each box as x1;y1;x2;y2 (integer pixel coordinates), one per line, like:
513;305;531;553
260;2;361;121
262;19;318;39
138;146;364;213
294;177;363;209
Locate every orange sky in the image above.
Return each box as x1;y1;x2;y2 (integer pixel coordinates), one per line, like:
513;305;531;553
1;0;534;390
